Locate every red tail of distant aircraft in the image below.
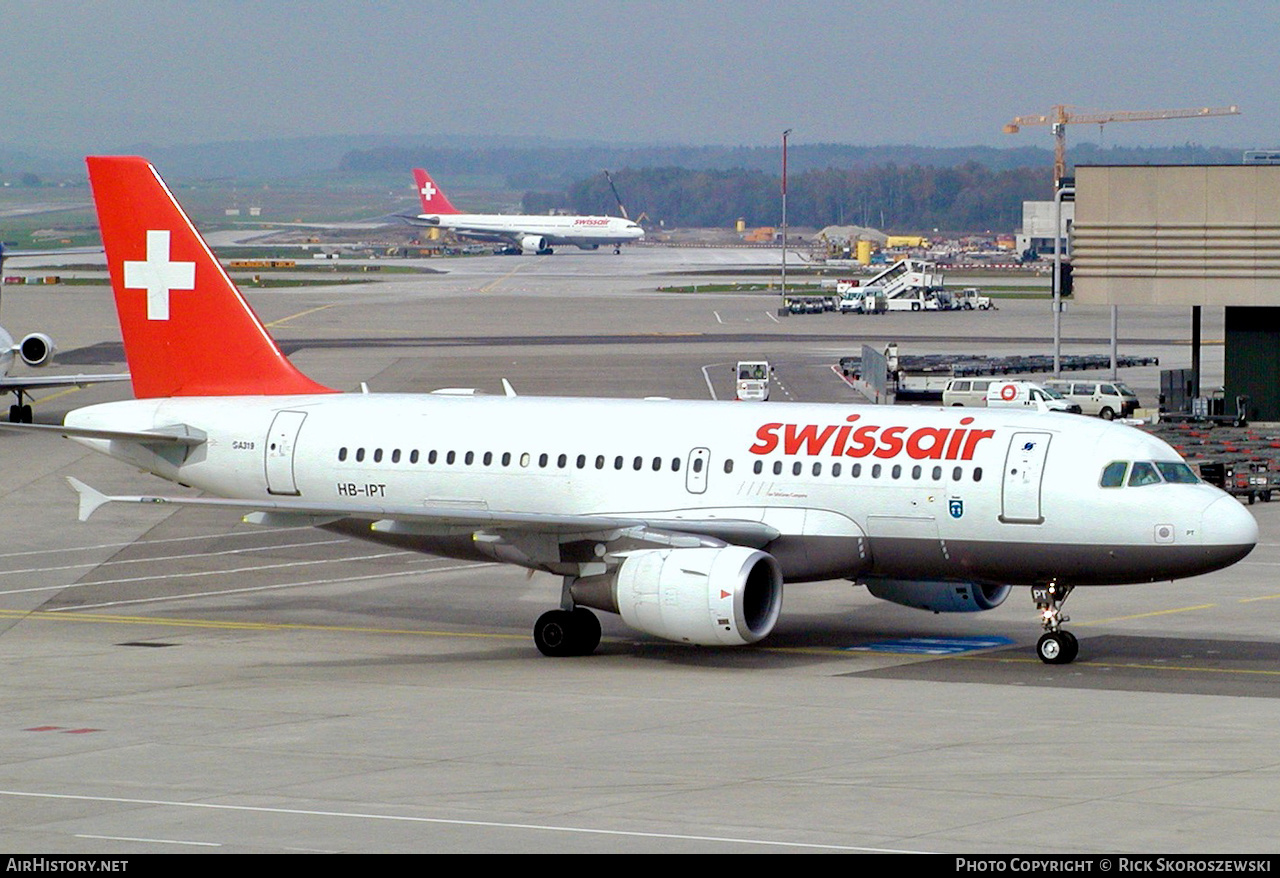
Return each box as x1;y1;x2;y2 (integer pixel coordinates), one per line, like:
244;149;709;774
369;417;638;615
412;167;459;215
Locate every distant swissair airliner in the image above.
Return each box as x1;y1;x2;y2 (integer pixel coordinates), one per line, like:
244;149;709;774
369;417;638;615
409;168;644;254
14;156;1259;665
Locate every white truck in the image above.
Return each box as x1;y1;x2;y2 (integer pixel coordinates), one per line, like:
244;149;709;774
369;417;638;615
734;361;771;401
953;287;994;310
985;380;1081;413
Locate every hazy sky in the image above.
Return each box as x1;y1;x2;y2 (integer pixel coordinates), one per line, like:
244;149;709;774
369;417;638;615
3;0;1276;153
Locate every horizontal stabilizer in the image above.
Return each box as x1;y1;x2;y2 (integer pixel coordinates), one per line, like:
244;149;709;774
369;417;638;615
0;421;206;446
66;477;112;522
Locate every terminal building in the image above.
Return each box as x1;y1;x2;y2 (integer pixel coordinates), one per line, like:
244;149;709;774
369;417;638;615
1071;164;1280;420
1016;200;1074;258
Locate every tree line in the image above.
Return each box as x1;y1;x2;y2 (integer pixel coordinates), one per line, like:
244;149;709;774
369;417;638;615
340;141;1244;234
528;163;1048;234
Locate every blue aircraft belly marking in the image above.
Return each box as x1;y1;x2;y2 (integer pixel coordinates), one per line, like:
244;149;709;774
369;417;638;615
846;636;1015;655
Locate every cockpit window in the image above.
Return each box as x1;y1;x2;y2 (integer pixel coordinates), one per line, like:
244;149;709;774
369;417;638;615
1155;462;1199;484
1100;461;1128;487
1128;461;1162;487
1102;460;1198;488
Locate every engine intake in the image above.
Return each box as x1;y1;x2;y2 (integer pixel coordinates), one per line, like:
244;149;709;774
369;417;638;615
18;332;54;368
519;234;547;252
575;546;783;646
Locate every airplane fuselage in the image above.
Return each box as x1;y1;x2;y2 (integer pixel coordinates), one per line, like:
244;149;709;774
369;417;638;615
65;394;1256;588
416;212;644;250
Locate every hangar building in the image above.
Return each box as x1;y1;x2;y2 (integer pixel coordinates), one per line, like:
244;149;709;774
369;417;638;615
1071;164;1280;421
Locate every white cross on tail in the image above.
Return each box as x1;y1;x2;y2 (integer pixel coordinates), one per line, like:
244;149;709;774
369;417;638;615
122;230;196;321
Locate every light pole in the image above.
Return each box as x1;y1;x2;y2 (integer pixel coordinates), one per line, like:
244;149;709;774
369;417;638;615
781;128;791;299
1053;183;1074;377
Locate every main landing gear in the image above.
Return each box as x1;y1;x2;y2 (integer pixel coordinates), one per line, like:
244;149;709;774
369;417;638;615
533;575;601;656
534;607;601;656
8;391;33;423
1032;582;1078;664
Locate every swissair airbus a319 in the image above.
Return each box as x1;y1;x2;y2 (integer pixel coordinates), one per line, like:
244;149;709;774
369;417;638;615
409;168;644;255
14;156;1259;665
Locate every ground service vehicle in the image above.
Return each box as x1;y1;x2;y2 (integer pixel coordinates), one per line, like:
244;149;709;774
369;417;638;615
985;381;1081;413
735;361;771;401
1045;380;1139;420
942;378;994;407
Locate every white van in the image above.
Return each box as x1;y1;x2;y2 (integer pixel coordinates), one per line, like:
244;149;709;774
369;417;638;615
1043;380;1139;420
942;378;994;407
985;381;1081;413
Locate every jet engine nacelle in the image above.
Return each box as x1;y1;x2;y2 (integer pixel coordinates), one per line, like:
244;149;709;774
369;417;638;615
864;578;1012;613
18;332;55;368
519;234;547;252
576;546;783;646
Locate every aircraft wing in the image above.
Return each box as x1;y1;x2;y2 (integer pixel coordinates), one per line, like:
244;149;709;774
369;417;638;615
0;373;131;392
402;217;520;246
67;478;780;548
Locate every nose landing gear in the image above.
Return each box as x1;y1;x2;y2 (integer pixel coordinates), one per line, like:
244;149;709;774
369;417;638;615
1032;582;1078;664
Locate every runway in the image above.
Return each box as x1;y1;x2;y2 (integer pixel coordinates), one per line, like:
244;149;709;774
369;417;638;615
0;248;1275;853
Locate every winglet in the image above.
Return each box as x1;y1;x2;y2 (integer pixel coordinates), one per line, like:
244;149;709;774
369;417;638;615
67;477;112;522
502;378;517;398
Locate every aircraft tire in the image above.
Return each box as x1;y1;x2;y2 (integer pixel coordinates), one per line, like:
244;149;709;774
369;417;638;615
1037;631;1078;665
571;607;601;655
534;610;574;656
534;608;600;656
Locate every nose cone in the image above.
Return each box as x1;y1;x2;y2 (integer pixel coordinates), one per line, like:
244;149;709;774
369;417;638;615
1200;494;1258;568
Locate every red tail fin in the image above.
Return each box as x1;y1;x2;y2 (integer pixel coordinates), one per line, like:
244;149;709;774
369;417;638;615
412;168;459;214
86;156;334;399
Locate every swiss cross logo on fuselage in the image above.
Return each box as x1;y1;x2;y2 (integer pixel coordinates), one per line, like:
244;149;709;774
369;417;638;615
122;229;195;321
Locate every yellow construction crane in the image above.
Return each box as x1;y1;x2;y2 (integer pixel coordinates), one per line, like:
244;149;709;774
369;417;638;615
1004;105;1241;186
